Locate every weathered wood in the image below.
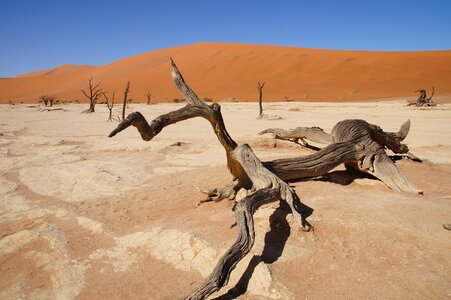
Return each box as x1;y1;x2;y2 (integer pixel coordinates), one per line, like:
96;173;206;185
262;119;422;194
186;145;312;300
409;86;436;107
109;59;314;299
108;59;421;299
259;126;332;145
257;81;265;117
122;81;130;121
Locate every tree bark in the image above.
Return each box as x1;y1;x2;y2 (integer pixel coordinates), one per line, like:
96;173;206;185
108;58;421;299
261;119;422;194
122;81;130;121
410;86;436;107
257;81;265;117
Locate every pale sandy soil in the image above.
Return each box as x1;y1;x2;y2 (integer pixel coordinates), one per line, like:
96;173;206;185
0;101;450;299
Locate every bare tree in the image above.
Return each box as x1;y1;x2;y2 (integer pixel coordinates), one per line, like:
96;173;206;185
48;96;55;107
122;81;130;121
104;92;115;122
39;95;49;107
81;76;103;113
408;86;436;107
108;59;422;299
257;81;265;117
284;95;295;102
39;95;56;107
145;89;152;105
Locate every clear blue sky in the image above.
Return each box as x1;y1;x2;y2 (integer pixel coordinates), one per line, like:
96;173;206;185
1;0;450;77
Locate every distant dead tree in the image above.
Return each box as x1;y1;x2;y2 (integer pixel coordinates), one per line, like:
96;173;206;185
104;91;115;122
48;96;55;107
122;81;130;121
81;76;103;113
39;95;49;107
284;96;295;102
39;95;56;107
145;89;152;105
257;81;265;117
409;86;436;107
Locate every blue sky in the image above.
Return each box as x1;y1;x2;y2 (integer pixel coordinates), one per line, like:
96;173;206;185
1;0;450;77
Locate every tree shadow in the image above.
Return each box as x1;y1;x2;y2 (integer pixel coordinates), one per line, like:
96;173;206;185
213;203;293;299
313;169;376;186
289;164;378;187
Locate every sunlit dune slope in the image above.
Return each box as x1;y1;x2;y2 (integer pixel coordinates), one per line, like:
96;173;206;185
1;42;450;103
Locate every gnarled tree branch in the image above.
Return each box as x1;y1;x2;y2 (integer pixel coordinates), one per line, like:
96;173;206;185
108;58;422;299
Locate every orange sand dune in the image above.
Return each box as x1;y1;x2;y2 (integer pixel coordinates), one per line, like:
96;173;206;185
1;42;450;103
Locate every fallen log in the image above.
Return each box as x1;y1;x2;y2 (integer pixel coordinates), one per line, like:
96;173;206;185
261;119;422;194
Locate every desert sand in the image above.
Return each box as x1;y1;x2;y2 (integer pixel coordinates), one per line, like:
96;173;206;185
0;100;450;299
1;42;451;103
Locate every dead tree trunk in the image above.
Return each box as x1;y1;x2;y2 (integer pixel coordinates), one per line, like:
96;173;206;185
81;76;103;113
259;126;332;146
122;81;130;121
108;59;422;299
146;89;151;105
104;92;115;122
260;119;422;194
257;81;265;117
409;86;436;107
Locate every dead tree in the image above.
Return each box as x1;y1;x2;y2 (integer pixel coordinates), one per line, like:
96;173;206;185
39;95;56;107
260;120;422;194
257;81;265;117
39;95;49;107
108;59;422;299
81;76;103;113
409;86;436;107
122;81;130;121
284;95;295;102
145;89;152;105
104;92;115;122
